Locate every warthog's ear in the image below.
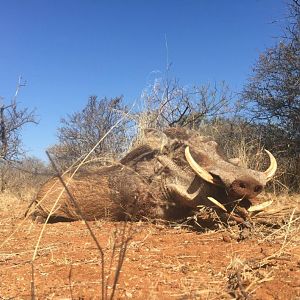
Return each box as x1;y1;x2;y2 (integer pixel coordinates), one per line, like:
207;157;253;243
143;128;169;152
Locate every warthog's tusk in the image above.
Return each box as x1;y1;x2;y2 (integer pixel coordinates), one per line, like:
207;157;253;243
207;197;227;212
248;200;273;212
264;150;277;182
166;184;201;202
185;147;216;185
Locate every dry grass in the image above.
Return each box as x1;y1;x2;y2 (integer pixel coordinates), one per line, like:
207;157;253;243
0;129;299;299
0;192;27;217
0;193;299;299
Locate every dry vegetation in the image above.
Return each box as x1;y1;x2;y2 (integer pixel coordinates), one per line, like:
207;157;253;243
1;84;299;299
0;192;299;299
1;116;299;299
1;78;299;300
0;128;299;299
0;2;299;298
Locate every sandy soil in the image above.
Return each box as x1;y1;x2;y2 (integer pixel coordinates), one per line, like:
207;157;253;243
0;202;299;300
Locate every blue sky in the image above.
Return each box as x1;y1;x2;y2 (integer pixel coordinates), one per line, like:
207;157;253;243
0;0;287;160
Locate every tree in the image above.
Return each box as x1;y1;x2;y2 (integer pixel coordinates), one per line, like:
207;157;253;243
0;78;38;192
0;77;37;161
242;0;300;190
1;156;49;198
139;75;232;130
51;96;130;168
243;0;299;142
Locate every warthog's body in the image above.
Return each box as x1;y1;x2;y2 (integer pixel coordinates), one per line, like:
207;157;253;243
31;127;276;223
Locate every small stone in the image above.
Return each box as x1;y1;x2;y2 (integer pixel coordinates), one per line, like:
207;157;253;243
222;233;231;242
125;291;133;298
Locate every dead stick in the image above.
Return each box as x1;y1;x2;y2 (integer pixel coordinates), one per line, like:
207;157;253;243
31;262;35;300
46;151;106;300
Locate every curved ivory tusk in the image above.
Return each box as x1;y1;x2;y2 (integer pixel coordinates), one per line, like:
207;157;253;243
248;200;273;212
166;183;201;201
185;146;216;185
264;150;277;181
207;197;227;212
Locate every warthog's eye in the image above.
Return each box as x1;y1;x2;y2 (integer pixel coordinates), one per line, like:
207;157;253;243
254;185;263;193
239;182;246;189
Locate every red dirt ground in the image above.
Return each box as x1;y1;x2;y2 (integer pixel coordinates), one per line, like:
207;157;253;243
0;203;299;300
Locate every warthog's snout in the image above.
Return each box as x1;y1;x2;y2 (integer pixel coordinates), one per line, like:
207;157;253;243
229;177;264;200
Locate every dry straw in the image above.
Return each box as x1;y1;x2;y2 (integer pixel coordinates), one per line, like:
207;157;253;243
30;105;134;300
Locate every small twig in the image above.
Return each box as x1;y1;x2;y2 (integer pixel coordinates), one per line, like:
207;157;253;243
46;151;106;299
30;262;35;300
68;265;74;300
110;223;132;300
277;208;296;255
28;109;133;299
236;271;250;299
261;215;300;242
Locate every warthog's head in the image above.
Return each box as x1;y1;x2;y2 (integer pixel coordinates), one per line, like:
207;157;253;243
143;128;277;214
183;143;276;210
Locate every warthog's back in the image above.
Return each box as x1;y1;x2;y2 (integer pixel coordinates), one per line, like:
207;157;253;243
33;165;166;222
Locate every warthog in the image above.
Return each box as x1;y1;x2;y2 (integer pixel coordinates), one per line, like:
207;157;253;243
30;127;277;223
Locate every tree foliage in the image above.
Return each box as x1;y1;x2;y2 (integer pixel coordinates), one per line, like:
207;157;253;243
51;96;129;167
140;76;232;130
242;0;300;147
242;0;300;190
0;78;37;161
51;78;234;169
